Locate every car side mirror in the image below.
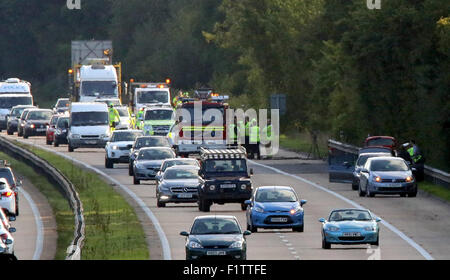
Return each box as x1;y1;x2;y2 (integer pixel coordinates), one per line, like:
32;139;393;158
155;175;161;181
411;167;417;172
5;239;13;245
8;216;16;222
180;231;189;237
244;200;252;206
243;230;251;236
318;218;326;223
250;168;254;175
361;169;369;173
9;227;16;233
375;218;381;222
300;200;307;207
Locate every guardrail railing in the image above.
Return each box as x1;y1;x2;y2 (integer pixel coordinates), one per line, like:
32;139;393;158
328;139;450;189
0;136;85;260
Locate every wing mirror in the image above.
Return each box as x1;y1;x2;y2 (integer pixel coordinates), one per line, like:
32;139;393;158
361;168;369;173
180;231;189;237
9;227;16;233
300;200;307;207
375;218;381;222
155;174;162;181
4;239;13;245
243;230;252;236
318;218;326;223
8;216;16;222
244;200;252;206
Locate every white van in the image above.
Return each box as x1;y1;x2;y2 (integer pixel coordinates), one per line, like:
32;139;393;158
0;78;33;131
67;102;110;152
78;64;119;102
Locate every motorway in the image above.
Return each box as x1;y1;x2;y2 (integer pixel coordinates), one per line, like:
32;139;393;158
4;133;450;260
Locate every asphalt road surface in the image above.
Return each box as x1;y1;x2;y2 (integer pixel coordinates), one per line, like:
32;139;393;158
4;133;450;260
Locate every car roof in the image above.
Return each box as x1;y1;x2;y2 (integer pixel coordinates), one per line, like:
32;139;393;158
367;156;403;162
358;153;392;157
139;147;173;151
113;129;142;134
136;136;166;139
164;158;197;162
194;215;237;220
27;109;52;112
330;208;370;213
165;165;199;171
257;186;293;190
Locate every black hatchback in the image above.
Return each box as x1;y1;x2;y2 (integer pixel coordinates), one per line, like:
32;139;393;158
180;215;251;260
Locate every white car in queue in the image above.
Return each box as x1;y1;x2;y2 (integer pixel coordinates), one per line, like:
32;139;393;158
0;208;16;232
0;178;17;218
0;217;15;256
105;130;143;168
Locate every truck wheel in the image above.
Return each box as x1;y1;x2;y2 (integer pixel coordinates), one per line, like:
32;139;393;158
133;176;140;185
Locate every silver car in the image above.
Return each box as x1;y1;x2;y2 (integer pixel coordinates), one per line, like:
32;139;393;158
358;157;417;197
132;147;176;185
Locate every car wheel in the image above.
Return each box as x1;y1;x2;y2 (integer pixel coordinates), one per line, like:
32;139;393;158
133;176;140;185
23;133;28;139
371;235;379;246
46;139;52;145
408;191;417;198
7;130;13;135
15;203;19;217
247;222;257;233
241;202;247;211
157;199;166;208
199;199;210;212
358;183;366;197
293;224;304;232
322;236;331;249
54;140;59;147
128;164;134;176
366;187;375;198
352;183;358;191
68;145;74;152
105;157;113;169
400;193;407;197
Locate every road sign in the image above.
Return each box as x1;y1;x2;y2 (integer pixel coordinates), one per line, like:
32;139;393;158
71;40;113;66
270;94;287;116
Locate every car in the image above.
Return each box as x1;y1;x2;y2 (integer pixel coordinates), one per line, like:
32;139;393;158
114;106;133;130
156;165;201;207
351;152;391;190
0;179;17;218
53;116;70;147
53;98;70;114
358;156;418;197
0;208;16;232
46;115;60;145
22;109;53;139
155;158;200;186
0;220;15;256
245;186;307;233
132;147;176;185
197;148;253;212
319;208;381;249
180;215;251;260
6;105;35;135
128;136;171;176
364;136;397;150
17;108;34;137
0;164;21;216
105;130;143;168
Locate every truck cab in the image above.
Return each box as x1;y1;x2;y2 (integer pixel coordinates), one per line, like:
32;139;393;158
78;64;119;103
132;83;171;113
197;148;253;212
139;107;175;136
0;78;33;131
67;102;110;152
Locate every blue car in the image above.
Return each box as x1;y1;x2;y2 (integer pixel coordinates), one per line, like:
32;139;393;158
245;186;307;232
319;208;381;249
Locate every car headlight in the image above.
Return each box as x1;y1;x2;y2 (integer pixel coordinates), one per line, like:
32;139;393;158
101;134;109;139
326;226;340;232
254;206;264;213
209;185;216;191
72;134;81;139
240;184;247;190
189;241;203;249
229;241;243;249
135;164;145;169
160;185;169;191
406;176;414;182
290;205;302;215
112;145;119;150
364;226;376;231
373;176;382;183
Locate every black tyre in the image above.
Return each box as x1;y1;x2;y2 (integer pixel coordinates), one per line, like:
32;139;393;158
157;199;166;208
105;157;114;169
23;133;28;139
293;224;304;232
68;145;74;152
7;130;13;135
199;199;211;212
133;176;140;185
352;184;358;191
247;222;257;233
241;202;247;211
322;237;331;249
408;191;417;198
371;235;379;246
400;193;407;197
54;140;59;147
129;164;134;176
358;184;366;197
46;139;52;145
367;187;375;198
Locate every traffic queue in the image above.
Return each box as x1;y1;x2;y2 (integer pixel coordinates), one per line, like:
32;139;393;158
0;76;422;260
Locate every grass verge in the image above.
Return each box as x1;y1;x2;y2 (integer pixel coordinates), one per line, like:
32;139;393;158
0;151;74;260
279;132;329;158
419;181;450;203
14;142;149;260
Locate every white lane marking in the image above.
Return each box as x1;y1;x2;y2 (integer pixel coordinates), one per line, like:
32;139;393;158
16;140;172;260
249;160;434;260
20;188;44;260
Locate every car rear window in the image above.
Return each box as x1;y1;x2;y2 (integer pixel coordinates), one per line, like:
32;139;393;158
0;168;15;186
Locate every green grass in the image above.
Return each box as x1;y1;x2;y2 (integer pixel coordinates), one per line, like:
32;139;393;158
279;132;329;158
0;151;74;260
14;142;149;260
419;181;450;202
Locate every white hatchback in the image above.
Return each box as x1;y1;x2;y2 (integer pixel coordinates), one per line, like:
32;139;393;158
0;178;17;217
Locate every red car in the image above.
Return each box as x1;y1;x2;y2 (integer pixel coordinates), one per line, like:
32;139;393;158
46;115;60;145
364;136;397;151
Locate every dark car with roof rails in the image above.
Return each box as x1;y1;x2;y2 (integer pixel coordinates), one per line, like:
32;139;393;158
197;147;253;212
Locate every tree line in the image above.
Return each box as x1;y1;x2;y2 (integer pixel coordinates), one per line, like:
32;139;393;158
0;0;448;169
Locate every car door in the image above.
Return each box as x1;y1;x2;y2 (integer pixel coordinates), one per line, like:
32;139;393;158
328;146;358;183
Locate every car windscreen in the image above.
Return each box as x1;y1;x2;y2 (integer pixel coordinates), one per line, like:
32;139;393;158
0;96;33;109
329;210;372;221
56;100;70;108
137;90;169;104
116;108;129;117
57;118;69;129
357;154;390;166
71;112;109;126
111;131;143;142
255;189;297;203
50;116;59;125
138;149;174;160
204;159;247;173
27;111;52;121
191;218;241;235
163;168;198;180
162;160;198;172
81;81;117;96
135;137;169;149
144;110;173;121
370;159;409;172
11;107;28;118
0;169;15;186
367;138;394;147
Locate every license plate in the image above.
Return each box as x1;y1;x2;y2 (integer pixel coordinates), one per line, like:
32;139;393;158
177;193;193;198
207;251;226;256
386;183;402;187
271;217;288;223
86;140;97;145
343;232;361;237
36;128;46;132
221;184;236;189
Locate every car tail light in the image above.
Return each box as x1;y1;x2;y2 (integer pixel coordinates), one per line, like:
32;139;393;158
0;234;8;241
1;191;13;198
179;129;184;138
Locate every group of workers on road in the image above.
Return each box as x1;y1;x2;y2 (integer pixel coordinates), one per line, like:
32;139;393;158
229;116;273;160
